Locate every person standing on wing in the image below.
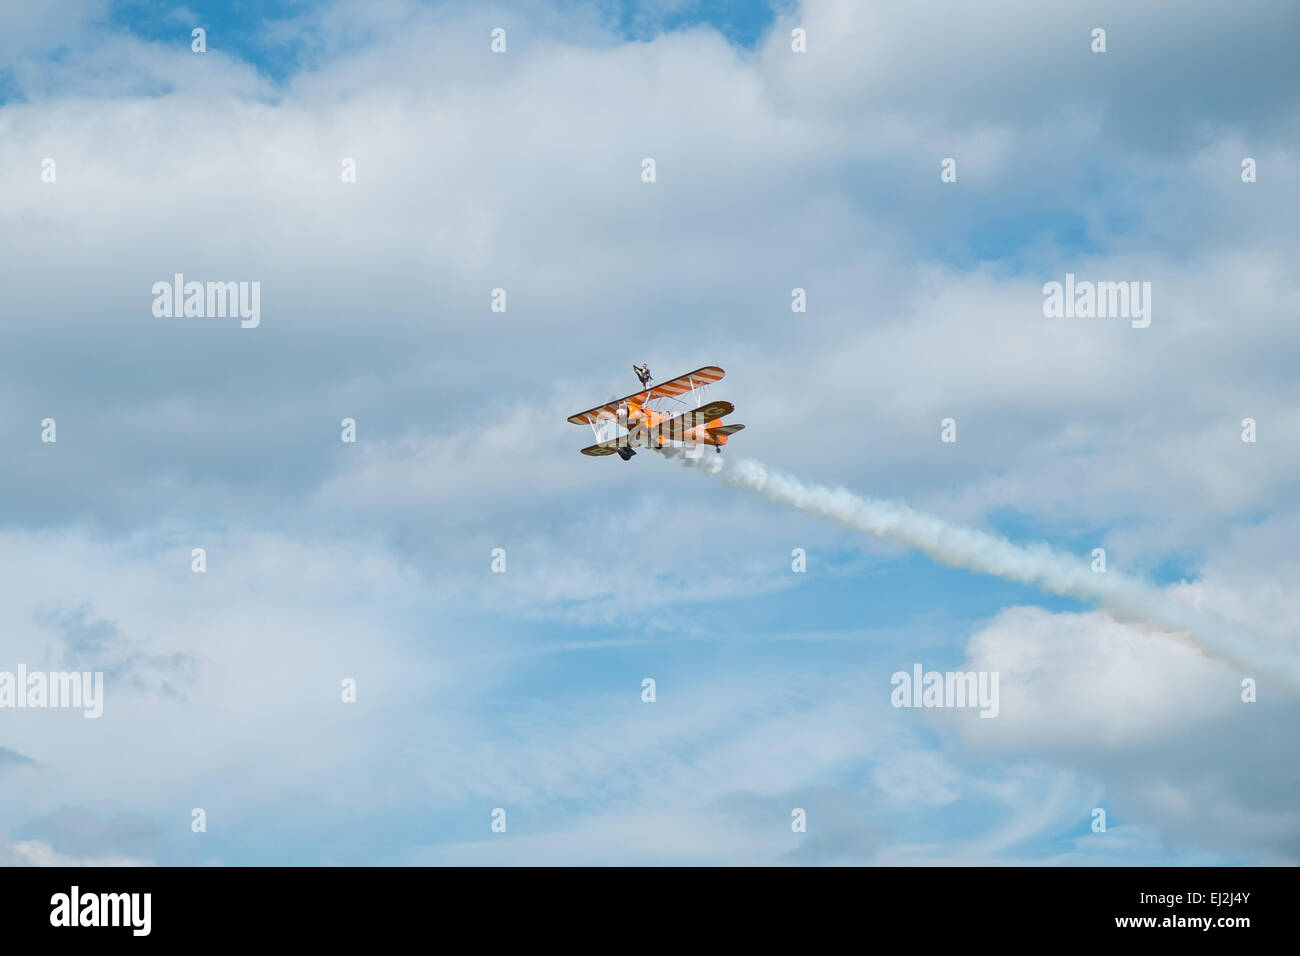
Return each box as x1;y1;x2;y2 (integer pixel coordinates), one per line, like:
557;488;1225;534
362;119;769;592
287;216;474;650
633;363;653;388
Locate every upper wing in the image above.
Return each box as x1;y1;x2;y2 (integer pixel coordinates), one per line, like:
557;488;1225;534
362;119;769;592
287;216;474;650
566;366;726;425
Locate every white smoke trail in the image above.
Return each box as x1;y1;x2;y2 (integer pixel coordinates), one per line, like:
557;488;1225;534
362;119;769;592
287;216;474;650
682;453;1295;687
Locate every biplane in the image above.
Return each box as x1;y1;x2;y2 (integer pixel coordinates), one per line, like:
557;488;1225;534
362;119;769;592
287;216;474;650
567;365;745;460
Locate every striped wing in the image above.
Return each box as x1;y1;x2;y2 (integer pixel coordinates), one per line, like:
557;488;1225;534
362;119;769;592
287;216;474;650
566;366;726;425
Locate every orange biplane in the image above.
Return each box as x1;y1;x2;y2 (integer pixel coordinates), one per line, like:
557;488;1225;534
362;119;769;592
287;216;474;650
567;364;745;460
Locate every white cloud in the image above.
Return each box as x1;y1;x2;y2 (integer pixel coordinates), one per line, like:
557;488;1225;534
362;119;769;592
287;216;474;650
0;830;154;867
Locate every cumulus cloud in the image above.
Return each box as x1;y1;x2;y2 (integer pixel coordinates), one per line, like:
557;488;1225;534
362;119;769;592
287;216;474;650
0;830;153;867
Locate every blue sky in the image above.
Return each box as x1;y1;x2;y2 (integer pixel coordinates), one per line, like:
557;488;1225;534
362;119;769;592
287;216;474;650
0;0;1297;866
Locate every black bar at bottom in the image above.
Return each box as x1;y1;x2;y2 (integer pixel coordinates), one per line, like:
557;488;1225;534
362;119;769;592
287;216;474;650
0;865;1289;943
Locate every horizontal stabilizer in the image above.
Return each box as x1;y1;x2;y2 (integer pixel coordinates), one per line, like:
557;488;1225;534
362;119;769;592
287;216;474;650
706;423;745;437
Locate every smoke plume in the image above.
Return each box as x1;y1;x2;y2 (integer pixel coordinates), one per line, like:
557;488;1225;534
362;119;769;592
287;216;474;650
682;453;1294;688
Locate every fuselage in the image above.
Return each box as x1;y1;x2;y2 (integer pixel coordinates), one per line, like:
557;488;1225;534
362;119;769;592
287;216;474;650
618;400;726;447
